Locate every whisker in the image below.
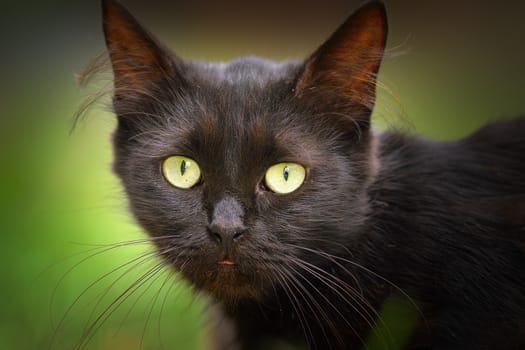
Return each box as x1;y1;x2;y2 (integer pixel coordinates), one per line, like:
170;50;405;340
283;242;417;349
286;256;389;350
281;261;345;350
285;244;375;315
139;265;172;350
284;240;363;294
156;271;185;350
76;260;168;349
50;247;159;349
310;247;424;323
113;262;169;338
50;235;185;349
81;251;162;331
267;262;315;350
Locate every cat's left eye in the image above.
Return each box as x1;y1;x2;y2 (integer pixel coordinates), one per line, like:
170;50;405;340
264;162;306;194
162;156;201;189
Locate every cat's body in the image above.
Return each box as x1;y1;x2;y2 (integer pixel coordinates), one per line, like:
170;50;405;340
99;0;525;349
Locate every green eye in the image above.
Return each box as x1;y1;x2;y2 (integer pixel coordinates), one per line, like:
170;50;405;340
162;156;201;189
264;162;306;194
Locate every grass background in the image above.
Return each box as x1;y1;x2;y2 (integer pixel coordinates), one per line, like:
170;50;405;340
1;0;524;349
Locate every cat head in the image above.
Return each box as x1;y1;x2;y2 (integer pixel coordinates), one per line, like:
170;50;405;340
102;0;387;303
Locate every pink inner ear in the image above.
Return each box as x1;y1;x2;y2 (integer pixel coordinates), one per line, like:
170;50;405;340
102;0;173;90
295;1;387;110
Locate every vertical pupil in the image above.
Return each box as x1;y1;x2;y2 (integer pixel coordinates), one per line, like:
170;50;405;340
283;166;289;181
180;160;187;176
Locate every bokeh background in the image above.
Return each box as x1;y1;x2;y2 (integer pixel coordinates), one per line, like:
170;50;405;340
1;0;524;349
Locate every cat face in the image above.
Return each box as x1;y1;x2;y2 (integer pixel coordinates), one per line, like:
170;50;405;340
103;0;386;303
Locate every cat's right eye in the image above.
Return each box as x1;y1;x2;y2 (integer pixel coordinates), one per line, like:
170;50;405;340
162;156;201;189
264;162;306;194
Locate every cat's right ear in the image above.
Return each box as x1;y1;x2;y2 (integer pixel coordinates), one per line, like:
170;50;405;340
102;0;182;99
294;1;387;127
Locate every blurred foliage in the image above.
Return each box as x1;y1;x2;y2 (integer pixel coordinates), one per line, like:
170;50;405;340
0;81;204;349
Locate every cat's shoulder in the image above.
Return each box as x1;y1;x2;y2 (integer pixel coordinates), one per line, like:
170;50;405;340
376;115;525;155
462;115;525;149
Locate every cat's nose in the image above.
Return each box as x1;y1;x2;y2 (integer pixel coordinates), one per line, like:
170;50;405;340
208;196;246;247
208;222;246;245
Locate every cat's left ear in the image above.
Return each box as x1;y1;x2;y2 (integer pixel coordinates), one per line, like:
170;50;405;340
102;0;181;99
295;1;387;126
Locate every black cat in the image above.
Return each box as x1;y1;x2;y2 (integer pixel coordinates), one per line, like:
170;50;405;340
99;0;525;349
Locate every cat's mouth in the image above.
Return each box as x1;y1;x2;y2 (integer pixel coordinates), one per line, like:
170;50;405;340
178;251;273;302
217;257;236;266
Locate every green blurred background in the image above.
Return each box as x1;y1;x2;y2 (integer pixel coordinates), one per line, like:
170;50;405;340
1;0;524;349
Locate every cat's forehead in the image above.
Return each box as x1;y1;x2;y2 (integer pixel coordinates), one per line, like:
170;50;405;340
150;59;317;167
194;57;300;90
130;57;323;165
169;57;304;139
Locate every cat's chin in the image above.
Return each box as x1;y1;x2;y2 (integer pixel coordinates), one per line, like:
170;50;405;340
183;263;268;305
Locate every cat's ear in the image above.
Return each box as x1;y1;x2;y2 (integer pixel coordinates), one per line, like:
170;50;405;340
295;1;387;125
102;0;181;97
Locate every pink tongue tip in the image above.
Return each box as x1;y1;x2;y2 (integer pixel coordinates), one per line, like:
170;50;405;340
218;258;235;265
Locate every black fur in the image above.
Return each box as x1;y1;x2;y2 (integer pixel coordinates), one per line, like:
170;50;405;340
100;0;525;349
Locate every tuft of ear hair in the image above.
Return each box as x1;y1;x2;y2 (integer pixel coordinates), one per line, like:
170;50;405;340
295;1;388;123
101;0;181;96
